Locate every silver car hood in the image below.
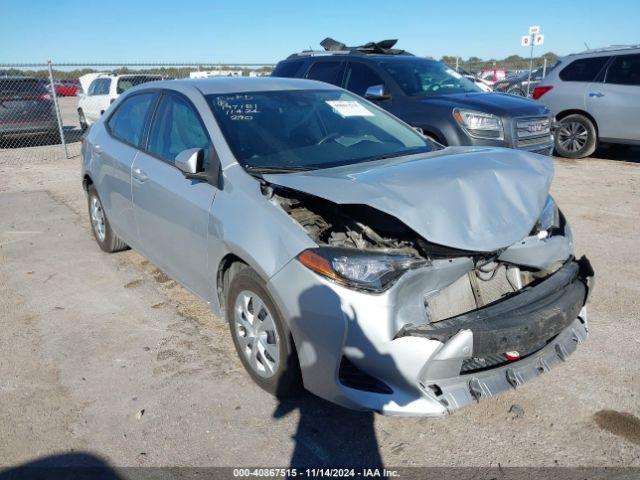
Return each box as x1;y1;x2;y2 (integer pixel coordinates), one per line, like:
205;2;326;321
264;147;554;252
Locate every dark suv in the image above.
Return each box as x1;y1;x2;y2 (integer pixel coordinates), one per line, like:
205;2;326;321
273;39;553;154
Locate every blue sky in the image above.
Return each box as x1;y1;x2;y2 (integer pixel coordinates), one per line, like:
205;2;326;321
1;0;638;63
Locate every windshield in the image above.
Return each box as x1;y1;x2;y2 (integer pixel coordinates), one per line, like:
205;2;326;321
117;76;161;94
382;59;482;96
207;89;434;172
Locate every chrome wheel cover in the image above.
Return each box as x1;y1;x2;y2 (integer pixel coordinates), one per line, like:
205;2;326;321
233;290;280;378
557;121;588;152
90;195;106;242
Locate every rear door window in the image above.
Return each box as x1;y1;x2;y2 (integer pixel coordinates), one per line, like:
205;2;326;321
107;92;157;146
305;61;346;86
559;56;610;82
345;62;385;96
147;93;210;164
605;54;640;86
271;60;305;78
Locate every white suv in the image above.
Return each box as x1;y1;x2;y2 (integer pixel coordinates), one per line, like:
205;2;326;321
77;73;162;129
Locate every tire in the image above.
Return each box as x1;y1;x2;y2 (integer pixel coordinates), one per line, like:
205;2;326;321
226;266;302;397
78;108;88;132
554;114;598;159
507;87;525;97
87;185;128;253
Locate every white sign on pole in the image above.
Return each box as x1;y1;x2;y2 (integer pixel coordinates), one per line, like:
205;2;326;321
534;34;544;46
521;35;531;47
529;25;540;34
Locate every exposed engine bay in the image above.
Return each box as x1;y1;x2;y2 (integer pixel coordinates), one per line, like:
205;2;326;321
264;182;568;324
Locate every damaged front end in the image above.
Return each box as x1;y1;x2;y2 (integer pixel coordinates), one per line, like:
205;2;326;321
263;180;594;414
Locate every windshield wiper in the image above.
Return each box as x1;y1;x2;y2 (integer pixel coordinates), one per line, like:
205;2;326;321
244;165;316;174
362;148;430;163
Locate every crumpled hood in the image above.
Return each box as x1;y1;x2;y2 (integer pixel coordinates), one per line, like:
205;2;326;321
264;147;554;252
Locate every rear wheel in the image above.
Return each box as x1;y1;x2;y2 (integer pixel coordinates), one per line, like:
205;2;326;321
226;266;302;397
87;185;128;253
554;114;598;159
78;108;88;132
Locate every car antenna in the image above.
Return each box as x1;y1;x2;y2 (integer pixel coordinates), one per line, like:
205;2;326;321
584;42;590;50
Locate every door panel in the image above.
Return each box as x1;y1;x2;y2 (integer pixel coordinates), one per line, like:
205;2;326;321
132;91;216;300
586;54;640;141
131;152;215;299
586;83;639;140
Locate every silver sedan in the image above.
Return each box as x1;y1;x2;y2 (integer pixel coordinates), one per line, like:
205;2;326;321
81;77;593;416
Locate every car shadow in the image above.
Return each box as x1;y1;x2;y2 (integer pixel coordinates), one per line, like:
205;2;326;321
0;452;122;480
272;285;417;469
592;144;640;163
0;127;83;149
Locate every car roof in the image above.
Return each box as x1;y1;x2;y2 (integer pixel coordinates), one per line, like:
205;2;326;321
563;45;640;59
146;76;340;95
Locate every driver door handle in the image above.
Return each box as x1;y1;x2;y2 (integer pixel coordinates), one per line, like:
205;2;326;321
588;92;604;98
132;168;148;183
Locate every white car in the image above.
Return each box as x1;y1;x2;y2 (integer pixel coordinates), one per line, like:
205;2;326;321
77;73;162;129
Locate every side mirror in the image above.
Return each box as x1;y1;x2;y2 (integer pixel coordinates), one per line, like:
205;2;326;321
175;148;204;176
364;84;391;101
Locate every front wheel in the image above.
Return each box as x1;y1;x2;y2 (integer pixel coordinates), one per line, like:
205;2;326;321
87;185;128;253
554;114;598;159
226;266;302;397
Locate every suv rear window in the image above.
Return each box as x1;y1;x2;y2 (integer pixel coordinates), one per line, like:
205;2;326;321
271;60;305;78
117;76;161;94
559;56;610;82
0;78;47;96
305;61;345;86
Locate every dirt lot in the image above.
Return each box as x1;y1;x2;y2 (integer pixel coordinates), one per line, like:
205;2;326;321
0;142;639;469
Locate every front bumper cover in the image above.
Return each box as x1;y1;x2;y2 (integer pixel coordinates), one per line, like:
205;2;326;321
396;256;593;358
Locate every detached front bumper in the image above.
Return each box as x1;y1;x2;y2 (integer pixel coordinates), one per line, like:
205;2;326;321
268;256;593;416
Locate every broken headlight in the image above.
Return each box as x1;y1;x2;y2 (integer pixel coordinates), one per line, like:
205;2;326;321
297;248;428;292
535;196;561;234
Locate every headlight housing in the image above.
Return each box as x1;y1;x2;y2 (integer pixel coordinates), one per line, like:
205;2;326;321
297;248;428;292
453;108;504;140
534;195;561;236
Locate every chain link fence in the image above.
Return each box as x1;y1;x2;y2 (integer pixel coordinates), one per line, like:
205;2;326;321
0;62;273;165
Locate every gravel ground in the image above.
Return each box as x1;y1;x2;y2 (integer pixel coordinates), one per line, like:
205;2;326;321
0;142;638;469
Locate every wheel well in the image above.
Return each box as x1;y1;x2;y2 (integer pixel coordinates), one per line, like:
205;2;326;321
555;109;599;135
216;254;248;316
82;174;93;192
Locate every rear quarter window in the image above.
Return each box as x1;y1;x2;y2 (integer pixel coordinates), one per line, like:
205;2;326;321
559;56;610;82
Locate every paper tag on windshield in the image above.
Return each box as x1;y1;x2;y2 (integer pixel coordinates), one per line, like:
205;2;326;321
326;100;374;117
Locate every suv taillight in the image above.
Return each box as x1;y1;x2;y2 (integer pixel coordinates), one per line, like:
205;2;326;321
532;86;553;100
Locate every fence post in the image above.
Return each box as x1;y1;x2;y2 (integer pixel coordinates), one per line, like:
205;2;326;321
47;60;68;159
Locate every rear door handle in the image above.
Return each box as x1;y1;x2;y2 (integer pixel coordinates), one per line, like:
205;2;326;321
588;92;604;98
132;168;148;183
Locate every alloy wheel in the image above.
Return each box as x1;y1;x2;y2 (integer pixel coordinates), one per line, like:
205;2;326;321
557;121;588;153
90;195;106;242
233;290;280;378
